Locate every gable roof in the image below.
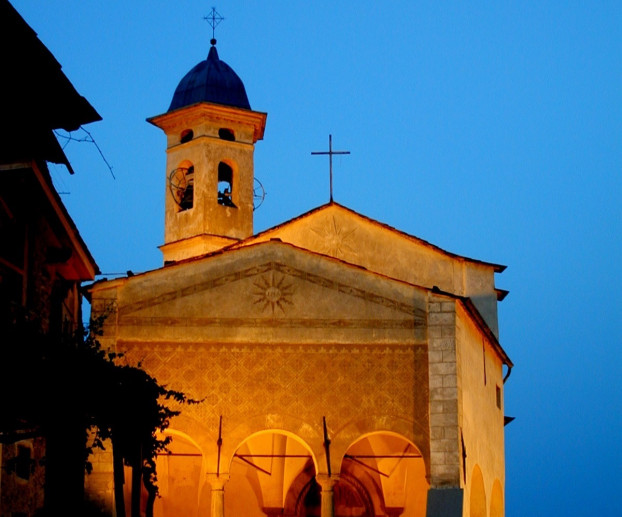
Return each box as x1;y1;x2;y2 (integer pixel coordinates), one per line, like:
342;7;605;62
231;202;506;272
233;202;507;339
0;0;101;171
1;160;99;280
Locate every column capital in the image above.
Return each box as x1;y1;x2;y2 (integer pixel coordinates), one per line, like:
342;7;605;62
206;473;230;490
315;473;340;491
207;474;230;517
316;474;340;517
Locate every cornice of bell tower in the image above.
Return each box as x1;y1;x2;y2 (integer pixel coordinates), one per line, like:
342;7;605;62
149;103;266;145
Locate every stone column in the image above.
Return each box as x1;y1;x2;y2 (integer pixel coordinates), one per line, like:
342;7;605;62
206;474;229;517
315;474;339;517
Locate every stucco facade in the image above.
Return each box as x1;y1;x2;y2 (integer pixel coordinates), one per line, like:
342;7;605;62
88;40;511;517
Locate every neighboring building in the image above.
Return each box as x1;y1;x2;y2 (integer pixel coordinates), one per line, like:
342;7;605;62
0;1;100;515
89;38;512;517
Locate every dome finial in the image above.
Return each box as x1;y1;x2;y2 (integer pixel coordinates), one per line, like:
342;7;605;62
204;7;224;47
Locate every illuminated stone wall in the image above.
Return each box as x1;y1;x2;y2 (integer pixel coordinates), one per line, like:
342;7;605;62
120;341;430;471
88;209;508;517
456;302;506;517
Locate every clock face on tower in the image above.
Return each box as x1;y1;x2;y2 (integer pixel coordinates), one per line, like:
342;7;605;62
169;166;194;210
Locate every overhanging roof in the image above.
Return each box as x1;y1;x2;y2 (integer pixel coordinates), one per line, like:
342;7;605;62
0;0;101;169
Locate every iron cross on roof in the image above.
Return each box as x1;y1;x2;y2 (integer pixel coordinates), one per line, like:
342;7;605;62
311;134;350;202
204;7;224;45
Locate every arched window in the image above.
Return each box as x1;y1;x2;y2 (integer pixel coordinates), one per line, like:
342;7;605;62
15;443;33;481
217;162;235;207
218;128;235;141
180;129;193;144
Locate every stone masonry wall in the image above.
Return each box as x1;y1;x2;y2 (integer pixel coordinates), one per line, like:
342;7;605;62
427;295;461;487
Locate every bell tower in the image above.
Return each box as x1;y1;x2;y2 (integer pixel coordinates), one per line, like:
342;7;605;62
148;41;266;263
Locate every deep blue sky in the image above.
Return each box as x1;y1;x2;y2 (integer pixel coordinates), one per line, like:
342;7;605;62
11;2;621;515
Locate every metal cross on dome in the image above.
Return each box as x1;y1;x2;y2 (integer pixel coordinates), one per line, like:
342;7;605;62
204;7;224;45
311;135;351;202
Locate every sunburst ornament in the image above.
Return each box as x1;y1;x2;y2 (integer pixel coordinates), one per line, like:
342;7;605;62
312;216;357;259
252;273;295;315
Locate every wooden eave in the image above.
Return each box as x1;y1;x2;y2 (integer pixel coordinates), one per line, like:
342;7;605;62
30;160;99;280
1;1;101;170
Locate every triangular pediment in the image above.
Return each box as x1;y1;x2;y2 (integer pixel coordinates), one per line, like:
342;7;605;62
230;203;504;337
105;241;427;345
235;203;501;292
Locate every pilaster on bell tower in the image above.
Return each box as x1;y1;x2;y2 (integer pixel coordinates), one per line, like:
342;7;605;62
148;34;266;264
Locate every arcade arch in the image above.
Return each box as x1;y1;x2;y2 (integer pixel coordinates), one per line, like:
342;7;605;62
489;479;504;517
226;430;317;517
152;430;208;517
337;432;429;517
146;429;431;516
469;465;487;517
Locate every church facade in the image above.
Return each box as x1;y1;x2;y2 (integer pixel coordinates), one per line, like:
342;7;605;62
89;39;511;517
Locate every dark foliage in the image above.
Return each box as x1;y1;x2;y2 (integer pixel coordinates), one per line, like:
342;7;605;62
0;305;197;515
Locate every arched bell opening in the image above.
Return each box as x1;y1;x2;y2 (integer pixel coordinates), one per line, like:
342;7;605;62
180;129;194;143
217;161;236;207
218;128;235;141
339;432;429;517
169;159;194;211
226;430;317;517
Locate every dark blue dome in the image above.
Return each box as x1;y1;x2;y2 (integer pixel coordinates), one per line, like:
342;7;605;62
168;45;250;112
